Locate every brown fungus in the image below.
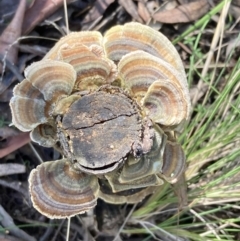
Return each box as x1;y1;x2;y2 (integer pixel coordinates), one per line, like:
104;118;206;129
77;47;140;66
10;22;191;219
29;159;99;219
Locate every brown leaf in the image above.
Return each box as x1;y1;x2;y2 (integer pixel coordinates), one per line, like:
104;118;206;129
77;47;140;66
138;0;151;23
81;0;115;30
0;0;21;33
153;0;210;23
0;126;19;140
119;0;143;23
22;0;72;34
0;132;30;158
0;0;26;72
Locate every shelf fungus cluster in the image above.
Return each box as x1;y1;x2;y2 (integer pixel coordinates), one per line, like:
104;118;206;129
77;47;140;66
10;22;191;219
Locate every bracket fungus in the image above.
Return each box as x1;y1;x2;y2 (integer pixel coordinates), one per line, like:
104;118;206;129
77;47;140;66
10;22;191;219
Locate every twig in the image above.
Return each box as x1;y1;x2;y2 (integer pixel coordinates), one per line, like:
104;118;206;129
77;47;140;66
0;179;29;202
138;220;186;241
202;0;231;106
189;208;220;240
0;53;24;82
66;218;71;241
76;214;95;241
39;219;55;241
29;143;43;163
112;203;137;241
93;6;122;31
192;0;231;106
63;0;69;34
0;205;36;241
139;221;162;241
51;219;65;241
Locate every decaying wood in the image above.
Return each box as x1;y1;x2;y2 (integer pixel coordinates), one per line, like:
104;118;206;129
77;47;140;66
59;88;142;169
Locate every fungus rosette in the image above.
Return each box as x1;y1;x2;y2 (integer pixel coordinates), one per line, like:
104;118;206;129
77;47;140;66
10;22;191;218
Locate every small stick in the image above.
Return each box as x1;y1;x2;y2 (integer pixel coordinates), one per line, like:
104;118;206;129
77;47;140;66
63;0;69;34
66;218;71;241
113;203;137;241
0;205;36;241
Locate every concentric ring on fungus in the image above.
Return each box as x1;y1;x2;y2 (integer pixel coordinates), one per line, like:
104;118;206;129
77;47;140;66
10;22;191;219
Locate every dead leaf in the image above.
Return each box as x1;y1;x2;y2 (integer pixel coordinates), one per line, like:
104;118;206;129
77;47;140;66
0;163;26;177
0;127;19;140
81;0;115;30
22;0;72;35
0;0;26;73
118;0;143;23
138;0;151;23
0;0;21;34
0;132;30;158
153;0;210;23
